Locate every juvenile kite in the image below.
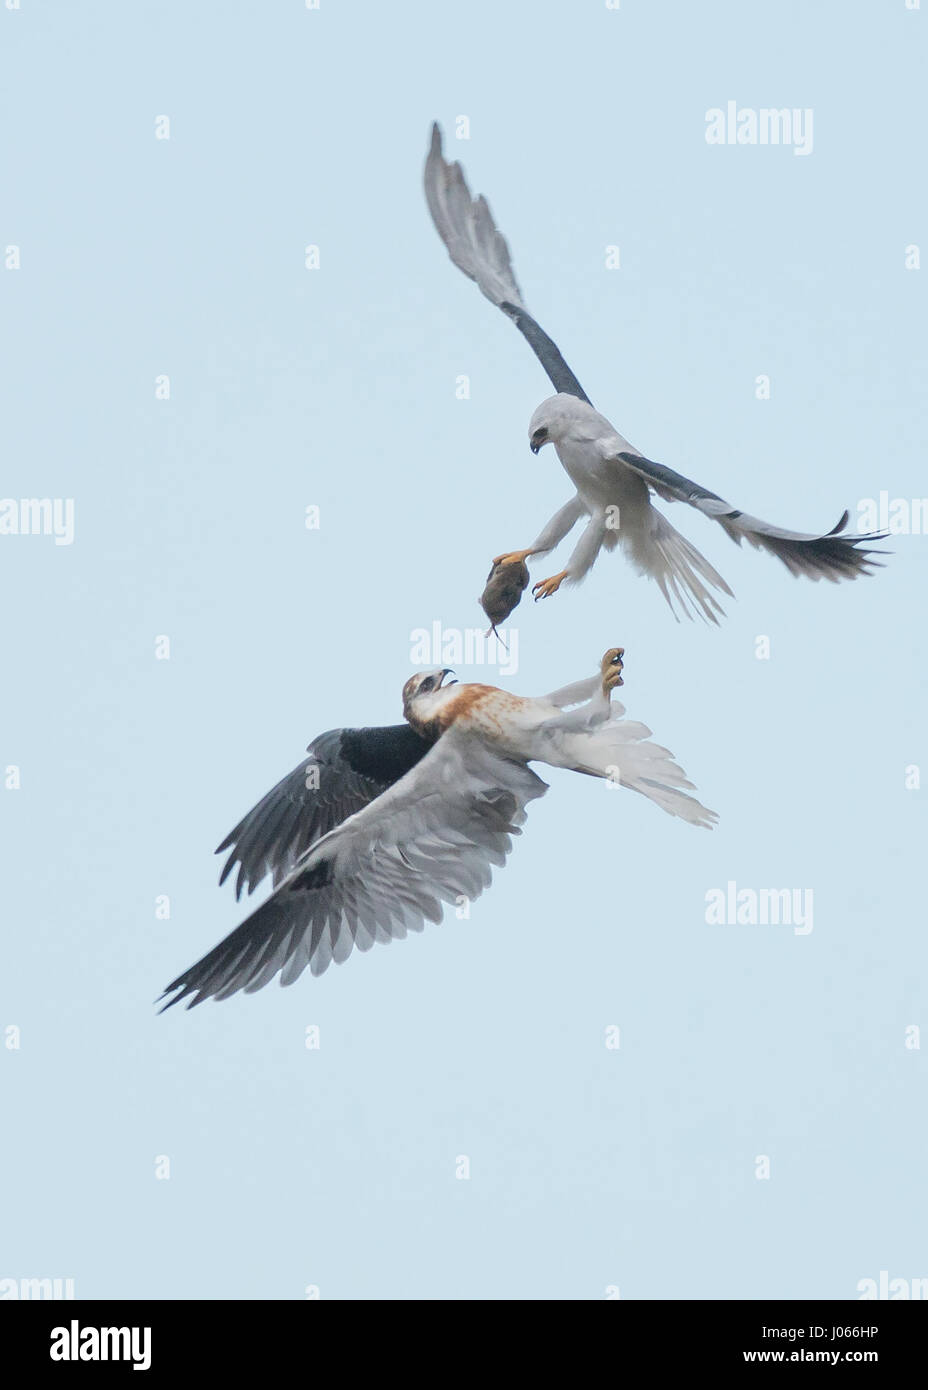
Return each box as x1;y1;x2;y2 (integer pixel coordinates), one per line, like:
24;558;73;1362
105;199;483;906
160;649;713;1009
424;124;885;622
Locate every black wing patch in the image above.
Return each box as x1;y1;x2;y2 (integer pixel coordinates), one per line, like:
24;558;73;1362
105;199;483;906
499;303;591;403
614;451;888;583
215;724;433;900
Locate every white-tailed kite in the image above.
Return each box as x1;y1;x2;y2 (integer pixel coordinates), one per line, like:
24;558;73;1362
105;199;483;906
424;124;885;623
160;650;714;1009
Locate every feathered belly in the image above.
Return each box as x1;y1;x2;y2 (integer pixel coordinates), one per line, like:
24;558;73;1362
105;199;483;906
558;445;651;519
442;687;557;760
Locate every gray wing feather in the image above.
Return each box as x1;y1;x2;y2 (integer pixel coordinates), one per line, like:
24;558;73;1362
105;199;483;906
424;123;590;403
614;450;887;582
215;726;431;900
161;729;548;1010
424;123;525;309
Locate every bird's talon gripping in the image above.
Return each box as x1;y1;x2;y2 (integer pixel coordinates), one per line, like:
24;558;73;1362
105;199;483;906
532;571;568;601
601;646;625;690
492;548;534;567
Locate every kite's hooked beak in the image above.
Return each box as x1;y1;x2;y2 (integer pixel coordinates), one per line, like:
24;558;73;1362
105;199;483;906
530;427;549;455
438;669;457;687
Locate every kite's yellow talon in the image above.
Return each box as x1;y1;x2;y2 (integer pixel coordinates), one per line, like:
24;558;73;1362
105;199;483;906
493;548;535;567
532;570;568;601
600;647;625;692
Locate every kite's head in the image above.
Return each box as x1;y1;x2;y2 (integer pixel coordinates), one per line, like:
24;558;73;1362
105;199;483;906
529;393;602;453
402;668;457;730
600;647;625;691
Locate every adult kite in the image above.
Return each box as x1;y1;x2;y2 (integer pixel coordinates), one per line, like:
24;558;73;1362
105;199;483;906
424;124;885;622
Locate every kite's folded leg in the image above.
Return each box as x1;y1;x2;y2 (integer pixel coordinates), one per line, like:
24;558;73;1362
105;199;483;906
539;650;626;730
539;695;609;732
542;675;601;709
533;510;606;598
494;493;585;568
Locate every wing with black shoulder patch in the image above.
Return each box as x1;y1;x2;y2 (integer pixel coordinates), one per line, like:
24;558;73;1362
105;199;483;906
215;724;433;899
613;450;887;582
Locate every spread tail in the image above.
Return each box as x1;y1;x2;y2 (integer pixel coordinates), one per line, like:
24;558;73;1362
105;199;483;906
550;721;717;829
638;511;733;624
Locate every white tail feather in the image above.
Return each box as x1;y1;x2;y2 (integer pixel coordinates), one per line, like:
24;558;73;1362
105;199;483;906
547;721;717;828
637;512;733;624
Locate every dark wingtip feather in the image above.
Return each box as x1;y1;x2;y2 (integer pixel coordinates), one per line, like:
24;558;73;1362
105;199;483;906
156;985;189;1014
745;510;890;582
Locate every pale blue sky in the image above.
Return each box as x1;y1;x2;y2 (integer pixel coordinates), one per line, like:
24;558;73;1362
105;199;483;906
1;0;925;1300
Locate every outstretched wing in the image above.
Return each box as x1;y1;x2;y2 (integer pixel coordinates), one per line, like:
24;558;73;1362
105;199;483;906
613;449;887;582
215;724;433;900
424;123;591;404
161;728;548;1009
